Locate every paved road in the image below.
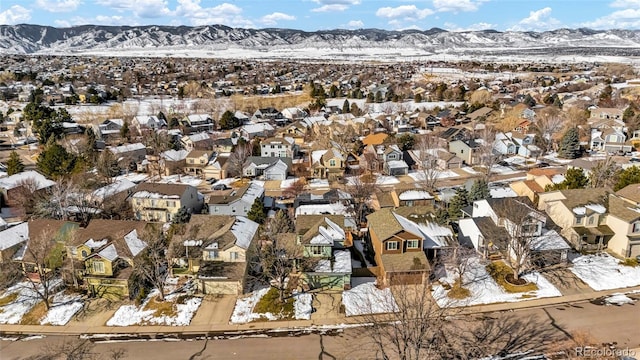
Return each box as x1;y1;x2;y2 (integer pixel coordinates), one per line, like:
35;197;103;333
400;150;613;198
2;299;639;360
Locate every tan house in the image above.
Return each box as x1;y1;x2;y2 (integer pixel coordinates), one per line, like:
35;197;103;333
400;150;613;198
169;215;259;295
310;148;346;181
183;150;213;178
366;208;431;286
130;183;201;222
538;188;613;251
510;168;563;203
67;220;148;299
606;184;640;258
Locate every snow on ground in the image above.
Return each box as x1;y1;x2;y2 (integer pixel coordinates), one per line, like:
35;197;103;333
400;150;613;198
460;167;481;175
107;290;202;326
408;170;458;182
230;288;314;324
0;279;66;325
570;253;640;291
375;175;400;185
40;293;84;326
489;187;518;198
280;178;300;189
342;279;398;316
157;175;204;187
432;258;561;308
293;292;313;320
542;152;573;164
308;179;330;188
490;165;520;175
603;293;636;306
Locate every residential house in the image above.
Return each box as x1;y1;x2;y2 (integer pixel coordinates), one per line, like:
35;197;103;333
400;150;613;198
538;188;612;251
382;145;409;176
260;137;296;158
281;107;307;122
405;149;463;171
0;170;56;209
208;182;264;217
183;150;213;178
606;184;640;258
243;156;291;181
590;107;623;121
509;168;564;203
240;123;275;140
310;148;346;181
107;143;147;167
393;189;435;207
449;139;482;166
169;215;259;294
366;208;444;286
67;219;148;299
132;115;166;133
94;118;123;141
439;127;471;142
0;222;29;263
589;128;633;154
294;215;354;290
182;114;214;134
180;132;213;152
494;132;540;158
130;183;201;222
253;107;284;123
88;178;136;210
458;198;570;266
213;137;236;153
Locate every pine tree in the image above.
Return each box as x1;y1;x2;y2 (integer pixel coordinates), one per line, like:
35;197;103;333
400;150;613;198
558;127;581;159
120;120;130;140
545;167;589;191
247;198;266;224
448;187;470;220
614;166;640;191
469;179;490;202
6;150;24;175
36;139;77;179
342;99;350;114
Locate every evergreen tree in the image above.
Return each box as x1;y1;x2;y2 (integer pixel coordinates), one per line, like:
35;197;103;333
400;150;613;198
120;120;130;140
414;93;423;103
469;179;490;202
36;139;77;179
614;166;640;191
366;92;374;103
172;207;191;224
545;167;589;191
558;127;581;159
374;91;383;103
247;198;266;224
6;150;24;175
342;99;350;114
397;133;415;151
218;110;239;130
448;187;470;220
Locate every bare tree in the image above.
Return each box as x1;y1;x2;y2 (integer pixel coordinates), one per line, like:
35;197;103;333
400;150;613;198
132;224;168;301
145;131;171;179
476;127;501;182
534;113;565;155
282;178;306;199
439;246;477;294
96;150;121;185
589;157;620;188
412;134;442;191
345;175;378;224
226;143;251;178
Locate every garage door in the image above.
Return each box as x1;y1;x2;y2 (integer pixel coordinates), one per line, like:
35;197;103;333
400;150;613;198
629;245;640;258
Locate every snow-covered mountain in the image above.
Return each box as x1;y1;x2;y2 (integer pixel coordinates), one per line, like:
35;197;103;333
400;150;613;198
1;24;639;58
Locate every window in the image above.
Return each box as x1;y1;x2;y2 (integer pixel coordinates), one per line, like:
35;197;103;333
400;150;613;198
214;206;219;213
460;149;464;153
329;159;336;167
406;240;419;249
92;261;105;273
576;216;583;225
310;246;324;256
633;222;640;233
81;250;88;258
208;250;219;259
230;252;239;260
522;223;537;234
588;216;595;225
386;241;399;251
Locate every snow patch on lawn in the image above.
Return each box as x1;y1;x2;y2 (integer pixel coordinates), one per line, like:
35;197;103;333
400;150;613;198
0;280;67;325
40;293;84;326
604;293;636;306
106;290;202;326
342;279;398;316
570;253;640;291
432;258;561;307
230;288;314;324
293;292;313;320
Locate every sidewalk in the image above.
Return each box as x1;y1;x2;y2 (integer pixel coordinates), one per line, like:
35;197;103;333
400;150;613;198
2;285;639;337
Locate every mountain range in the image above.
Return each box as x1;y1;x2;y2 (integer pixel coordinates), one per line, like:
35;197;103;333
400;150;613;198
1;24;639;58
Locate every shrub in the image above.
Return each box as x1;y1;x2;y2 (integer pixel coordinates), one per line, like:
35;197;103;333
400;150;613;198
254;287;294;319
486;262;538;293
447;280;471;299
619;258;639;267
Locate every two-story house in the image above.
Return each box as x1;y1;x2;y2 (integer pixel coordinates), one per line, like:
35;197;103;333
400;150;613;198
207;182;264;217
260;137;296;158
366;208;433;286
538;188;613;251
67;219;148;299
107;143;147;167
294;215;354;290
590;128;633;154
94;118;124;142
449;139;482;165
180;132;213;152
382;145;409;176
130;183;201;222
240;123;275;140
494;132;540;158
242;156;291;181
183;150;213;178
182;114;214;134
170;214;259;294
310;148;346;181
132;115;166;133
606;184;640;258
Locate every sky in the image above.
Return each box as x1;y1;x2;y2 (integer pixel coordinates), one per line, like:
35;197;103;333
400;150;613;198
0;0;638;32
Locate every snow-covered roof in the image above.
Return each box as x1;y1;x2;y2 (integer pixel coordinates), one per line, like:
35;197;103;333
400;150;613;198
92;179;136;201
0;222;28;251
295;202;350;217
0;171;56;191
187;114;211;122
314;250;352;274
398;190;433;201
98;244;118;261
242;123;274;133
108;143;146;154
392;212;453;248
573;203;607;215
132;190;180;199
230;216;259;249
162;149;189;161
310;217;346;245
386;160;408;168
185;132;210;143
84;238;107;249
124;229;147;257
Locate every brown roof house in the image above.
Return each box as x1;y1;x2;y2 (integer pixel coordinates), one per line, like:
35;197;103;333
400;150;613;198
606;184;640;258
130;183;202;222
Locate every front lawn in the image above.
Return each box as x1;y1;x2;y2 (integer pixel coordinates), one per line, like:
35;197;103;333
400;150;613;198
486;262;538;293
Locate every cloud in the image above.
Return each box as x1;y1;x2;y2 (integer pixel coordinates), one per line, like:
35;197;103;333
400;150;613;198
444;22;495;31
311;0;360;12
95;0;170;18
174;0;253;27
260;12;296;26
35;0;82;13
433;0;487;13
346;20;364;28
54;19;71;27
611;0;640;8
0;5;31;25
582;8;640;29
376;5;434;20
508;7;562;31
65;15;130;26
